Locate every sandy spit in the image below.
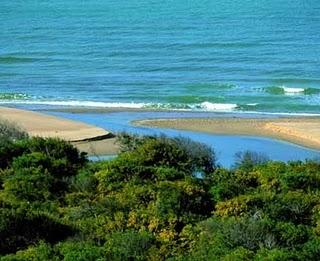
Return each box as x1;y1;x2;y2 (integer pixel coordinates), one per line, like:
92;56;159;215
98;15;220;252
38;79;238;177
135;117;320;150
0;106;119;155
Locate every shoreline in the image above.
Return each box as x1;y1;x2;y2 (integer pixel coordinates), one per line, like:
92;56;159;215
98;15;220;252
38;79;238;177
135;117;320;151
1;105;319;155
5;104;320;117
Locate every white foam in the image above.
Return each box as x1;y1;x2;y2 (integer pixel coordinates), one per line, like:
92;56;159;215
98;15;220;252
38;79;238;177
0;99;239;112
282;87;305;95
1;99;319;116
235;110;320;117
0;100;146;108
199;102;238;111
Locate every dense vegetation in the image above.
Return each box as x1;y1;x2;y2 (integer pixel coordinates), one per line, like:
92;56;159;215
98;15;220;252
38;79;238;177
0;125;320;260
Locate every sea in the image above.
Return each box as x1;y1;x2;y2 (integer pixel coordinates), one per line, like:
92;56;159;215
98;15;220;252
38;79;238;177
1;0;320;115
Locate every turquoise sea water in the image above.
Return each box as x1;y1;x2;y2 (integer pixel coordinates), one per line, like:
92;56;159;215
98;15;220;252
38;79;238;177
1;0;320;114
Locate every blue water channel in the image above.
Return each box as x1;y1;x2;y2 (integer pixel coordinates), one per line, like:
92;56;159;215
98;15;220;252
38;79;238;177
44;110;319;167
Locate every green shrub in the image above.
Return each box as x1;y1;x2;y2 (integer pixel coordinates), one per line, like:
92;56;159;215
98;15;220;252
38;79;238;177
0;208;74;255
0;241;56;261
0;137;87;172
104;230;155;261
2;167;53;202
0;119;28;141
56;241;105;261
116;134;216;175
1;134;320;260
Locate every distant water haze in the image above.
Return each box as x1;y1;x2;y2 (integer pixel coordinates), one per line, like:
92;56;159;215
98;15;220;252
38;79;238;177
1;0;320;114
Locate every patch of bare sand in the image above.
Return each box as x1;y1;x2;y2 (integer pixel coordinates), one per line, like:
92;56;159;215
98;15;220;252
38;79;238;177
72;138;119;156
0;106;119;155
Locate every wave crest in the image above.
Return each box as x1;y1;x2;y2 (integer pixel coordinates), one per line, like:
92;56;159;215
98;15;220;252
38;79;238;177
265;86;320;95
0;99;242;112
199;102;238;111
0;93;31;100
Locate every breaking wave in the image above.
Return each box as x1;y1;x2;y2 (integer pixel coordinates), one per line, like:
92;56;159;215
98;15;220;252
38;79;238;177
1;95;320;116
265;86;320;95
0;97;243;112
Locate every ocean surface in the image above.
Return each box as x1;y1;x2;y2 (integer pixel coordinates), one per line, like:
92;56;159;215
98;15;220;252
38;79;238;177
1;0;320;114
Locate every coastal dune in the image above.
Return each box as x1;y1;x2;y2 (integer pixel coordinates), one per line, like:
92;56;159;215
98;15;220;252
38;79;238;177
136;117;320;150
0;106;119;155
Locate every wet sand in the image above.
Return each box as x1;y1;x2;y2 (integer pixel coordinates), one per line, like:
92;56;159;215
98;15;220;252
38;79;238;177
136;117;320;150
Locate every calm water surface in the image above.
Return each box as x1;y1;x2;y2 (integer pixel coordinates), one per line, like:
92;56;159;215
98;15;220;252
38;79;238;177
1;0;320;114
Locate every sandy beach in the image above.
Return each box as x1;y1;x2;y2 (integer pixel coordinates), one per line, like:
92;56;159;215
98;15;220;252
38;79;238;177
136;117;320;150
0;106;119;155
1;105;319;154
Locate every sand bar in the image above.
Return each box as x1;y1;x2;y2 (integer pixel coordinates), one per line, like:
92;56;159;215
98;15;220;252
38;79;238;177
0;106;119;155
136;117;320;150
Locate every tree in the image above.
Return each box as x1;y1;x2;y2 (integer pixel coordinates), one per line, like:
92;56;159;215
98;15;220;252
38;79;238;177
233;150;269;171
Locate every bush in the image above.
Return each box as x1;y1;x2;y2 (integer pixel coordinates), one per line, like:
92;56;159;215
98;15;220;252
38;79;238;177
0;138;88;202
0;137;87;171
0;208;74;255
114;134;216;178
0;241;56;261
2;167;53;202
56;241;105;261
267;191;317;225
104;230;155;260
0;119;28;141
1;133;320;260
209;168;259;202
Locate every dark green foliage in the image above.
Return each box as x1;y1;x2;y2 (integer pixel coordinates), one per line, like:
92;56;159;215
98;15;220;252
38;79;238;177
56;241;105;261
209;168;259;202
0;137;87;171
116;133;216;175
2;167;53;202
299;238;320;260
0;140;26;170
104;231;155;260
1;133;320;260
69;162;100;193
0;241;57;261
1;138;88;203
281;161;320;191
172;136;216;175
267;191;317;225
0;208;74;255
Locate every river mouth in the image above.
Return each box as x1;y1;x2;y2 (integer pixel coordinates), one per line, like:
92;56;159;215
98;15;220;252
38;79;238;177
14;105;313;168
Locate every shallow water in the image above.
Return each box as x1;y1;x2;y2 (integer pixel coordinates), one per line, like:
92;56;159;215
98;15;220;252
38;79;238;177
45;110;319;167
1;0;320;114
